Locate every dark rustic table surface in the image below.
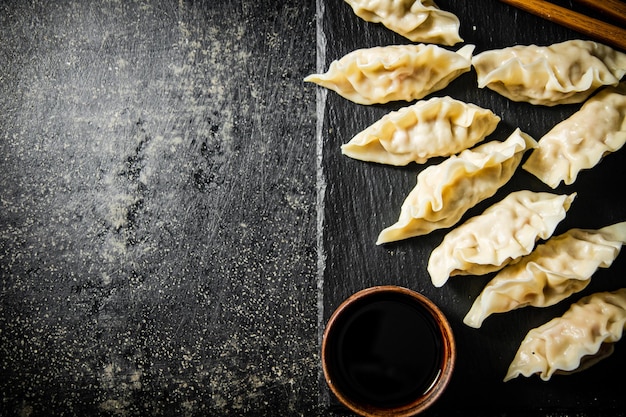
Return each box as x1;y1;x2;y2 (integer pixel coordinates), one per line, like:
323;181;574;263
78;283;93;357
1;1;625;416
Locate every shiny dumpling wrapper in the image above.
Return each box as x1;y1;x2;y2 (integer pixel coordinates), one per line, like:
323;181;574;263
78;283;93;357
505;288;626;382
343;0;462;45
427;190;576;287
341;96;501;166
376;128;536;244
522;82;626;188
464;221;626;328
304;44;474;105
472;40;626;106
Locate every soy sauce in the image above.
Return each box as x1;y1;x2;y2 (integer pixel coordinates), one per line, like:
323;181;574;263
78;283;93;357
327;293;443;408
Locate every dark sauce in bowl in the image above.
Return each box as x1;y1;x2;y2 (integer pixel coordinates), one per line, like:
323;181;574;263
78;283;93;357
323;286;455;416
334;297;442;407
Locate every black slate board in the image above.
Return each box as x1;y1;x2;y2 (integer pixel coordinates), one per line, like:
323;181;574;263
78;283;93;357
317;0;626;415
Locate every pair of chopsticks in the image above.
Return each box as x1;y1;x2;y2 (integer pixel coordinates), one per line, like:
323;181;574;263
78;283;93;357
498;0;626;51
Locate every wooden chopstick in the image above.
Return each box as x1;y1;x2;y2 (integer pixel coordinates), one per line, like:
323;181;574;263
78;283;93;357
573;0;626;27
498;0;626;51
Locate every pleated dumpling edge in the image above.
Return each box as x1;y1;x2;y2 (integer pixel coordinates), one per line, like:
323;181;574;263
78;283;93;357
376;128;536;245
341;96;501;166
343;0;463;46
304;44;474;105
472;40;626;106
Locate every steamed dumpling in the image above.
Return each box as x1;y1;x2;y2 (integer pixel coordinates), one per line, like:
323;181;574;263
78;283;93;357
304;44;474;105
464;222;626;328
341;96;501;165
472;40;626;106
505;289;626;381
523;83;626;188
428;190;576;287
344;0;462;45
376;129;535;244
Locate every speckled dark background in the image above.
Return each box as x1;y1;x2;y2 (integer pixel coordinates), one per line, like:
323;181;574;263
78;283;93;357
1;0;319;415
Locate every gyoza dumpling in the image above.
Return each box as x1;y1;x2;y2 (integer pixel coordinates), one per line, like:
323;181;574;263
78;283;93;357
505;288;626;381
341;96;501;165
522;83;626;188
376;129;535;244
344;0;462;45
304;44;474;105
428;190;576;287
464;222;626;328
472;40;626;106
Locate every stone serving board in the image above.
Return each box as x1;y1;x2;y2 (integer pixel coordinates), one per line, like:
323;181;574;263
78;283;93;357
317;0;626;415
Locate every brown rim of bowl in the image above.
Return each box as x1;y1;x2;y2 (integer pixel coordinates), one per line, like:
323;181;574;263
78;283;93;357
321;285;456;417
